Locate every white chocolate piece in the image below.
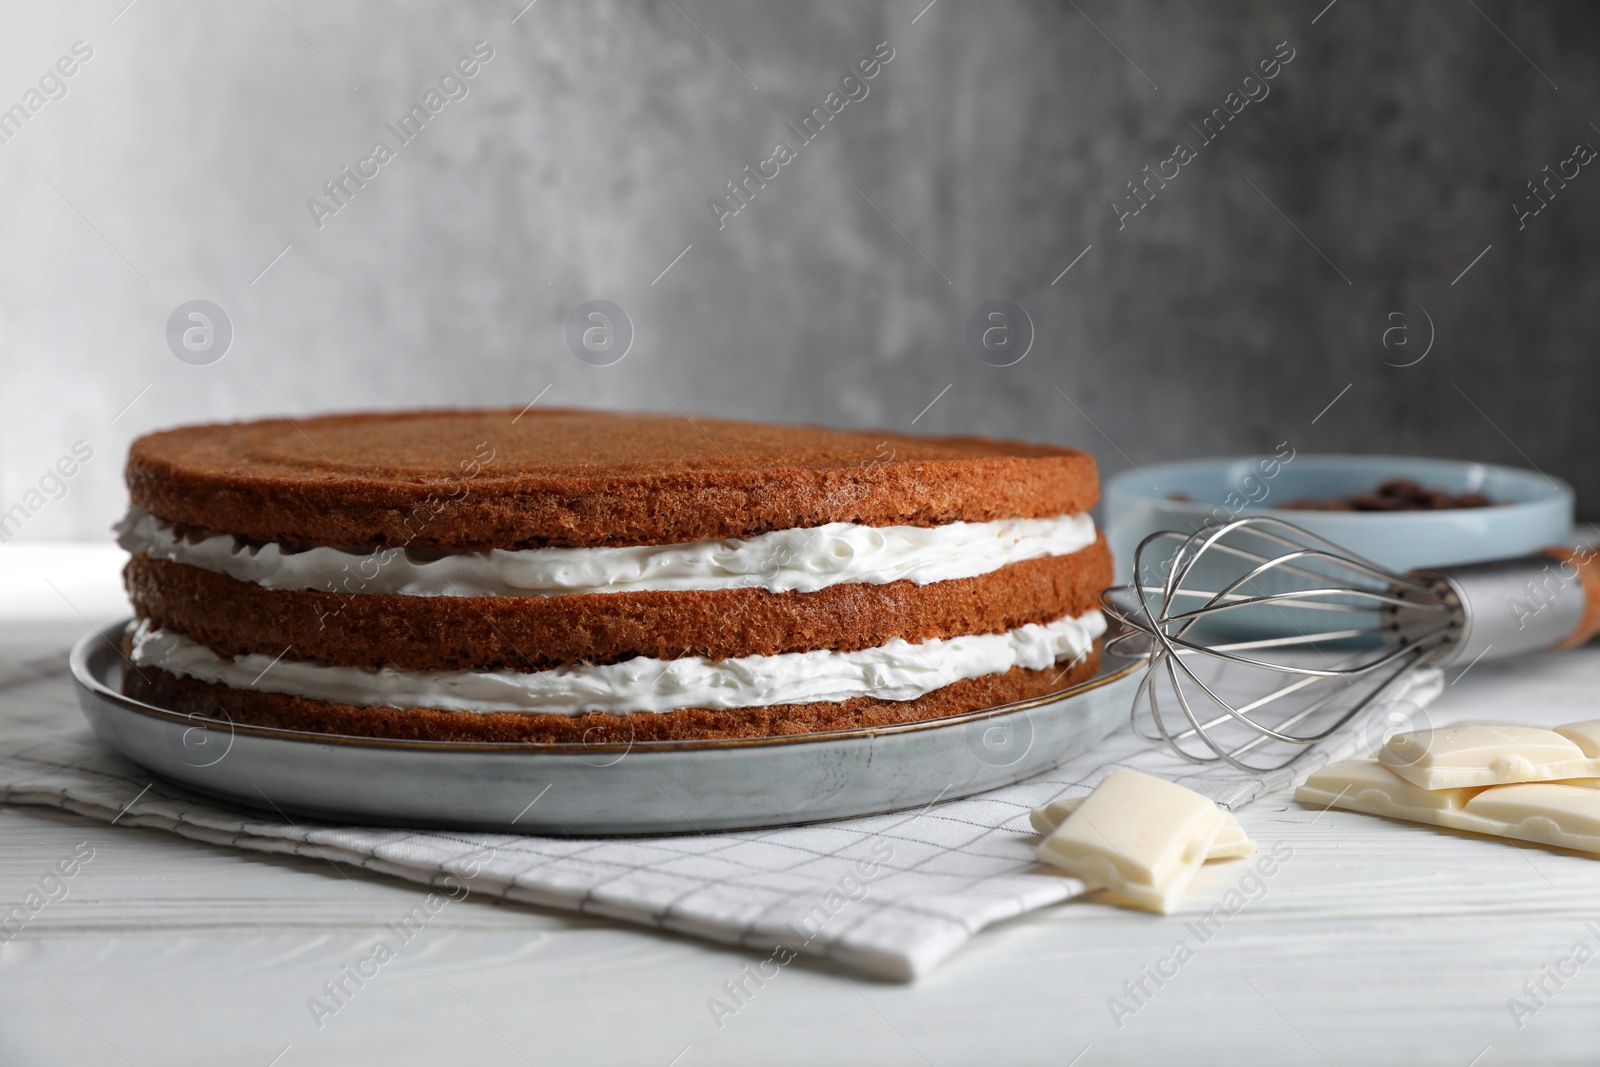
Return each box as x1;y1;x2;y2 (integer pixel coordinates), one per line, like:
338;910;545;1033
1464;784;1600;854
1030;795;1254;859
1029;798;1078;837
1378;723;1595;789
1296;760;1600;856
1554;720;1600;758
1297;759;1481;822
1199;816;1257;860
1036;769;1224;913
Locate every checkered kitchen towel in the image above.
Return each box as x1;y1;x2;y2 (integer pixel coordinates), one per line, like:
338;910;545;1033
0;649;1440;980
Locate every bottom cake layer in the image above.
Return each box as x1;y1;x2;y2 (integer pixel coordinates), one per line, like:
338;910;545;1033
122;642;1102;743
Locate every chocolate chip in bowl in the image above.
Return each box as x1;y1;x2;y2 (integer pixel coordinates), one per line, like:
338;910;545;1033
1283;478;1495;512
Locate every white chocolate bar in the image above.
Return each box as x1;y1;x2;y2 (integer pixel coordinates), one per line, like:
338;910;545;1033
1378;723;1597;789
1296;759;1600;856
1030;795;1254;859
1036;769;1225;913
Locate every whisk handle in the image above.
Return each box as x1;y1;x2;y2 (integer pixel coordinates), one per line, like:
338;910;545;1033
1543;546;1600;649
1423;546;1600;665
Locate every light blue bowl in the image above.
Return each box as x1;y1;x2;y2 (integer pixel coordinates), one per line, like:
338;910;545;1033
1104;454;1574;586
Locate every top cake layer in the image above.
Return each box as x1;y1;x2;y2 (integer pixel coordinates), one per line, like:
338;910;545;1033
126;408;1100;550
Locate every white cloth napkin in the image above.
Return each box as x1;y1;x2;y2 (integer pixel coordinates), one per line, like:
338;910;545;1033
0;652;1441;980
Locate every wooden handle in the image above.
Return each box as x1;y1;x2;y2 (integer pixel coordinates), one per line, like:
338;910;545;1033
1544;546;1600;648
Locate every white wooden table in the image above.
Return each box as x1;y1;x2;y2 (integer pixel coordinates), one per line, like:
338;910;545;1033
4;546;1600;1066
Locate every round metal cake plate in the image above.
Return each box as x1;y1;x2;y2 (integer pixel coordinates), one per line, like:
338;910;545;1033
71;623;1141;836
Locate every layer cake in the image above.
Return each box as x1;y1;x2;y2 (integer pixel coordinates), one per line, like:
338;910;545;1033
117;409;1111;743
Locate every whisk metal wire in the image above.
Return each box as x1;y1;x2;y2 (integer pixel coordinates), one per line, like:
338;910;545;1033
1102;516;1459;772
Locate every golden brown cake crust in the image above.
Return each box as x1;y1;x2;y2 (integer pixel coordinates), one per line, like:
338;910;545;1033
124;538;1110;670
125;408;1100;550
122;646;1101;743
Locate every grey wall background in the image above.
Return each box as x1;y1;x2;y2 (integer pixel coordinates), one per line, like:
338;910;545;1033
2;0;1598;541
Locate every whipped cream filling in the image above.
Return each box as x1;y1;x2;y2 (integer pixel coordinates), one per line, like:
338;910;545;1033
116;506;1098;597
129;611;1105;716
